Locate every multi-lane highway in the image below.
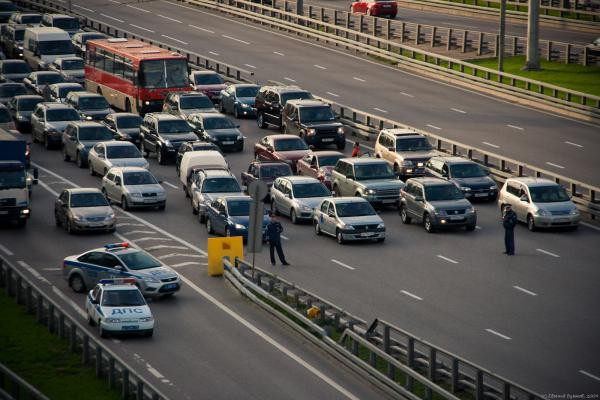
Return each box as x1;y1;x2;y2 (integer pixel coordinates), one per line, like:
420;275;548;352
45;0;600;188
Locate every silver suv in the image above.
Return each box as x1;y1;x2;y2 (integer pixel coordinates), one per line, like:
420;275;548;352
271;176;331;224
330;158;404;207
498;177;579;231
190;168;244;223
375;129;437;177
31;102;81;149
101;167;166;211
399;177;476;232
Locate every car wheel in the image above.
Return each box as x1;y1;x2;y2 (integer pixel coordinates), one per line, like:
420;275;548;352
332;185;339;197
103;168;108;176
234;105;240;119
206;218;214;234
125;99;132;113
336;141;346;151
101;188;108;200
44;134;51;150
76;152;85;168
400;205;412;224
273;202;280;216
69;274;86;293
145;329;154;337
122;196;130;211
257;112;266;129
158;204;166;211
157;148;166;165
32;129;39;143
291;209;298;224
141;141;149;157
527;214;536;232
66;219;75;234
89;162;96;176
54;212;61;227
424;214;435;233
62;146;70;161
219;102;225;113
98;324;108;338
87;314;95;326
336;229;345;244
376;237;385;243
466;224;476;231
314;221;321;235
199;212;206;224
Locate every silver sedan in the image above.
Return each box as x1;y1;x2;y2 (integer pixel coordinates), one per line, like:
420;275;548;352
88;141;149;177
101;167;166;211
270;176;331;224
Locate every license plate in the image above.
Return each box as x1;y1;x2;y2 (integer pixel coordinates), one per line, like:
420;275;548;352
382;199;396;203
222;141;235;145
144;199;157;203
449;215;464;221
163;283;177;290
322;138;334;142
0;211;8;215
555;218;569;223
122;325;139;331
383;4;392;7
360;232;375;237
474;193;488;197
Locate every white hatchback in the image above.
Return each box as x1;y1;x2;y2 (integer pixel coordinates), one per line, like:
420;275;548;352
88;141;148;176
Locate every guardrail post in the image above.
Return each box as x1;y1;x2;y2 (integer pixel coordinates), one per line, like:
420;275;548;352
494;34;499;57
70;324;77;353
0;259;5;288
58;314;65;339
462;31;468;53
415;24;421;45
452;144;458;155
351;338;359;356
36;294;43;323
431;26;437;47
477;32;484;56
383;326;395;379
137;381;144;400
451;358;459;393
447;28;452;50
358;15;364;33
25;286;33;314
565;44;571;64
512;36;518;55
47;304;55;333
582;46;588;67
15;276;22;304
399;22;405;43
122;369;130;399
6;268;12;296
82;335;90;364
546;41;552;61
96;346;103;378
108;357;116;389
476;370;484;400
384;19;391;51
503;381;511;400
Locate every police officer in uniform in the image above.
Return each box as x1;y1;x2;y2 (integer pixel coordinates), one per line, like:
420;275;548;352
502;204;518;255
266;212;289;266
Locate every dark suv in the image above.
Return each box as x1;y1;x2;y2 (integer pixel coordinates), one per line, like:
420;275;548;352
255;86;313;130
139;113;197;165
282;99;345;150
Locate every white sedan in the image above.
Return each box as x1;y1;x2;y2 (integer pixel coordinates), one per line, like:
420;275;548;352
88;141;149;176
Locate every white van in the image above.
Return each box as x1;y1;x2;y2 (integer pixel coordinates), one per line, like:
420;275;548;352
23;27;76;71
179;150;228;195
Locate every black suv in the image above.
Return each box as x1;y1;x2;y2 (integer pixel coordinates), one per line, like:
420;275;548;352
282;99;345;150
1;24;25;59
255;86;313;130
139;113;197;165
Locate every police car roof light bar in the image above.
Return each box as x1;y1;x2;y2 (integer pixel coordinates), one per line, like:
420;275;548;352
104;242;129;250
99;278;137;285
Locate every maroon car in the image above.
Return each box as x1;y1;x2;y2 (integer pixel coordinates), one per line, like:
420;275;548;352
253;135;311;172
189;71;227;103
241;160;293;194
296;151;344;189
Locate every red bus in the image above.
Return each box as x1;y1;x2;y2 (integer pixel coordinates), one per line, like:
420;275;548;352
84;38;190;114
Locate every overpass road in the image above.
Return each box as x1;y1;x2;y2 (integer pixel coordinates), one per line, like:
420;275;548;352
3;115;599;395
49;0;600;187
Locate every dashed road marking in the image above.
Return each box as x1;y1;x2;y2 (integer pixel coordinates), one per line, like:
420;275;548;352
284;77;296;82
426;124;442;130
326;92;340;98
373;107;388;114
536;248;560;258
112;339;121;344
129;24;154;33
127;4;149;12
162;181;178;189
209;51;220;56
436;255;458;264
564;141;583;148
579;370;600;383
244;63;257;69
189;24;214;33
157;253;206;260
100;13;124;22
513;285;537;296
507;124;524;130
400;92;414;98
273;51;285;56
134;237;174;243
157;14;182;23
313;64;327;70
546;162;565;169
146;364;165;379
17;261;51;284
0;244;14;256
121;230;157;235
161;35;188;45
42;268;61;271
52;286;87;319
280;235;289;240
353;77;365;82
171;261;205;268
145;244;188;251
450;108;467;114
73;4;94;12
116;223;145;227
222;35;250;45
482;141;500;148
108;0;121;3
485;328;511;340
331;259;355;270
400;290;423;301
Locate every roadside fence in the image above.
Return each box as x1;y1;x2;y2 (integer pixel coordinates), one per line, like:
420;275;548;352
0;362;50;400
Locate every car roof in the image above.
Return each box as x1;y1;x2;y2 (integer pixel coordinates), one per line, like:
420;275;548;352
201;169;235;177
255;160;290;167
45;14;74;19
330;197;369;204
507;177;558;187
49;82;82;89
150;112;182;120
67;187;103;195
340;157;388;165
279;176;320;184
381;128;423;137
429;156;473;165
260;85;306;94
100;284;141;292
14;95;43;101
55;56;83;62
0;82;26;87
267;134;302;140
407;177;451;186
103;141;137;147
109;166;150;174
191;70;218;75
69;121;104;128
31;71;61;76
223;195;252;202
69;91;102;98
232;84;260;89
286;99;327;108
41;102;73;109
313;151;343;157
1;59;27;65
175;91;207;97
112;112;140;118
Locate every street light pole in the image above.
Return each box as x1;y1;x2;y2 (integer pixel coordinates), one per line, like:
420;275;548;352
498;0;507;72
524;0;541;70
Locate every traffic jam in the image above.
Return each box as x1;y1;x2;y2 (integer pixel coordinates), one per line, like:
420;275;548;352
0;9;582;338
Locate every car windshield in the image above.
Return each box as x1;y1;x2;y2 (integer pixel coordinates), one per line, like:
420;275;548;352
273;138;308;151
20;15;42;24
118;251;162;270
450;163;487;178
424;185;464;201
193;73;223;85
70;192;108;207
38;40;74;56
203;116;236;130
280;91;313;106
192;143;218;151
116;115;141;129
317;155;342;167
124;171;157;185
139;59;188;89
61;59;84;70
293;182;330;198
0;3;17;11
78;96;109;110
0;108;11;123
396;137;432;152
180;95;213;110
53;17;80;30
227;199;251;216
236;86;259;98
106;145;141;159
18;97;42;111
336;201;376;217
58;85;81;98
0;85;26;98
13;30;25;41
529;186;570;203
46;108;80;121
260;164;292;178
37;73;63;85
202;177;240;193
299;106;335;122
354;163;395;180
2;63;30;74
0;170;26;190
101;289;145;307
80;33;107;44
78;126;113;141
158;119;190;134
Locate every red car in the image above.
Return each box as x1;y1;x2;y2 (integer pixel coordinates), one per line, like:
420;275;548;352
296;151;344;189
254;135;311;173
189;71;227;103
350;0;397;18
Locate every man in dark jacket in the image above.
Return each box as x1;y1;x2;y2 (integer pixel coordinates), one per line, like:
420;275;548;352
266;213;289;266
502;204;518;255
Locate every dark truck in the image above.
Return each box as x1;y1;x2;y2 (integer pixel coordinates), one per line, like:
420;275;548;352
0;129;38;227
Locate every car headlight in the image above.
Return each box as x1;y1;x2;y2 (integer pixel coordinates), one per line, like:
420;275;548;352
143;276;160;284
131;192;143;198
466;206;475;214
365;189;376;195
306;128;316;135
342;224;354;230
144;100;150;105
435;209;446;216
71;214;83;221
143;161;149;169
337;127;345;135
16;114;27;121
300;204;312;212
460;186;471;192
377;223;385;229
241;103;250;108
18;45;23;50
536;209;551;216
570;208;579;215
139;317;154;322
237;133;243;140
234;223;246;230
105;318;121;323
401;160;413;167
489;185;497;190
106;212;115;220
164;139;173;147
46;128;59;134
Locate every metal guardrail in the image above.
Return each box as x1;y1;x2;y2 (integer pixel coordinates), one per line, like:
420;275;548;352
0;362;50;400
225;257;545;400
0;256;170;400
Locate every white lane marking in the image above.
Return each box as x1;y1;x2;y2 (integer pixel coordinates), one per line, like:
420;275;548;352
284;77;296;82
112;339;121;344
581;222;600;232
38;180;59;196
400;92;414;98
170;261;205;268
73;4;94;12
116;222;145;227
475;225;482;230
450;108;467;114
326;92;340;98
162;181;178;189
146;364;165;379
52;286;87;319
42;268;61;271
482;141;500;149
189;24;214;33
222;34;250;45
127;4;150;12
564;141;583;148
17;261;51;284
0;243;14;256
279;235;289;241
426;124;442;130
209;51;220;56
44;181;67;185
179;275;360;400
273;51;285;56
579;370;600;383
161;35;188;45
485;328;512;340
145;244;188;251
161;379;171;384
353;77;365;82
121;230;156;235
268;80;284;85
313;64;327;70
373;107;388;114
108;0;121;3
157;14;182;23
133;237;174;243
513;285;537;296
400;290;423;301
157;253;205;260
129;24;154;33
100;13;124;23
244;63;257;69
546;162;565;169
437;255;459;264
536;248;560;258
507;124;524;130
331;259;355;270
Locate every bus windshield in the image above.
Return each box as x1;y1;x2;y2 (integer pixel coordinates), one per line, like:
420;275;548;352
139;59;188;89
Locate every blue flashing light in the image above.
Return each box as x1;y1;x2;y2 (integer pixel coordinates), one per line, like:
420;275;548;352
104;242;129;250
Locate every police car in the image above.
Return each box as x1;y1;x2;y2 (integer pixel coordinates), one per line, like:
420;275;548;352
63;242;181;297
86;279;154;338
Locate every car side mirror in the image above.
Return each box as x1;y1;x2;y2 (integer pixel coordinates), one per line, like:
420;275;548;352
61;203;68;208
414;196;423;202
236;125;240;129
346;174;353;180
220;211;226;216
115;181;121;187
113;265;124;271
91;298;99;304
441;172;448;178
388;147;395;152
158;180;163;184
519;195;528;202
33;168;39;180
284;193;290;199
